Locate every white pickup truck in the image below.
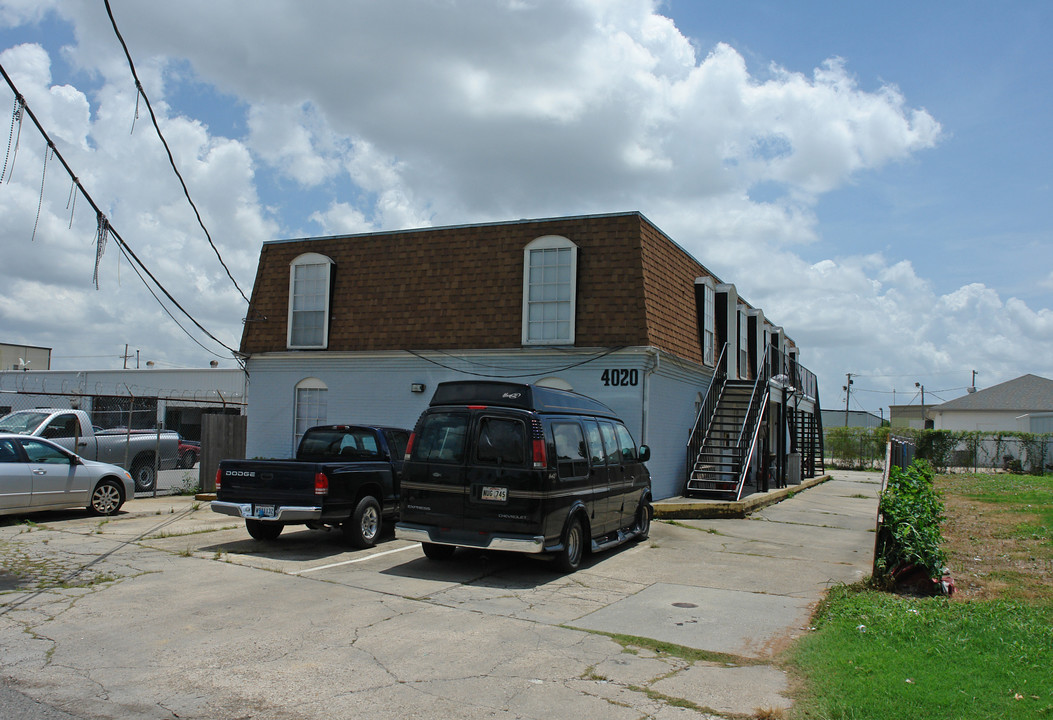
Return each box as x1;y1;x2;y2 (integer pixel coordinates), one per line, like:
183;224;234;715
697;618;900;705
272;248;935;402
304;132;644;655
0;409;179;492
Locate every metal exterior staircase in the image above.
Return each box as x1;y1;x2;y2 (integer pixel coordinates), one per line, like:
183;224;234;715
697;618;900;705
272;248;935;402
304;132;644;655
686;345;771;500
686;380;754;496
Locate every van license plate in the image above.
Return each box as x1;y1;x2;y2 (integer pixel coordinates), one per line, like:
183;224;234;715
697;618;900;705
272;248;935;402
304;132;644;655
480;486;507;502
255;505;275;518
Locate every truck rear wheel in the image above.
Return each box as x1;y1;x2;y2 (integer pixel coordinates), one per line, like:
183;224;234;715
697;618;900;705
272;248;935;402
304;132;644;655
245;519;283;541
131;457;156;492
344;496;381;548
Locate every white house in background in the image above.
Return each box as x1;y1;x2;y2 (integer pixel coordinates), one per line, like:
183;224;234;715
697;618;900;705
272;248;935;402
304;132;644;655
929;374;1053;432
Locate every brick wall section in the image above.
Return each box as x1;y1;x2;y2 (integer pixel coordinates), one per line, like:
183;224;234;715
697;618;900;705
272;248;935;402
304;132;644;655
637;220;708;365
239;212;708;357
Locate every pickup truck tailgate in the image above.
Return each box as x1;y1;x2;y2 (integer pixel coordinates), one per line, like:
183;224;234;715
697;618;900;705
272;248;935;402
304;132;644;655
214;460;330;522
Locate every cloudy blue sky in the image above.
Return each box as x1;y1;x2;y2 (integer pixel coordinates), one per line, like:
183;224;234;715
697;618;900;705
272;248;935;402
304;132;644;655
0;0;1049;415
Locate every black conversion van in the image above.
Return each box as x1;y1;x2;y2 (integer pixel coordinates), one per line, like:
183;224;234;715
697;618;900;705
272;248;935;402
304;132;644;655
395;381;652;572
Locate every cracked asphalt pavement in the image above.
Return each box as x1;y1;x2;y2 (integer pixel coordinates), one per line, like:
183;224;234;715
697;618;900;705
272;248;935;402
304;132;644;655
0;471;881;719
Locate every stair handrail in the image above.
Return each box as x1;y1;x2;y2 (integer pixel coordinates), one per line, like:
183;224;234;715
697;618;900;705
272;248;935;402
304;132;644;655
736;389;770;500
735;345;770;450
723;344;770;494
685;343;728;484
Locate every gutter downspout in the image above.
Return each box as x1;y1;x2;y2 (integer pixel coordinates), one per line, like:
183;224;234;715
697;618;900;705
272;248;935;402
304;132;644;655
642;347;660;447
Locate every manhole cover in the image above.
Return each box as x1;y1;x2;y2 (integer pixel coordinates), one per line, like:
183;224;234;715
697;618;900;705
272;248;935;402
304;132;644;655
672;602;698;608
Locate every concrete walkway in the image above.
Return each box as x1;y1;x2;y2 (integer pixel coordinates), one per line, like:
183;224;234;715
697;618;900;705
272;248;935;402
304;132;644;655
0;468;882;719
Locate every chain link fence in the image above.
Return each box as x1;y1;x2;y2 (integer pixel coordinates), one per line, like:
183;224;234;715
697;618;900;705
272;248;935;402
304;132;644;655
826;426;1053;474
0;391;228;496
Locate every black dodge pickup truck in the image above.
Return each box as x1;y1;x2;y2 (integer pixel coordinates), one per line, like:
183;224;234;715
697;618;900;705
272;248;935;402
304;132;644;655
211;424;409;547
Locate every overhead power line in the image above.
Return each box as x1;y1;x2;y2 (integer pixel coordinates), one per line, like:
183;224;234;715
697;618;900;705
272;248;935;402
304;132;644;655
104;0;250;305
0;61;241;363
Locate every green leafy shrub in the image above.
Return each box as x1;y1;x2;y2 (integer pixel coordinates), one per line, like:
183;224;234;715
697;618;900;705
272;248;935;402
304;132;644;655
875;459;947;581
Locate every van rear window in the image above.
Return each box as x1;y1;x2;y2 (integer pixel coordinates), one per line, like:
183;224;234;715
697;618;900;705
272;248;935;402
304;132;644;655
411;412;469;463
475;417;526;466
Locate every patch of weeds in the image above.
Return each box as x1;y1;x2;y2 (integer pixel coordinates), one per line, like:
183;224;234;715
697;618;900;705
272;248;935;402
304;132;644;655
579;665;608;682
565;627;757;666
148;525;235;539
664;520;726;536
177;547;194;557
628;685;710;713
170;473;201;496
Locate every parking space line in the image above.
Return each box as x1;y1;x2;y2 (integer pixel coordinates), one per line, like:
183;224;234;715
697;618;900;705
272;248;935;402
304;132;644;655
290;544;420;574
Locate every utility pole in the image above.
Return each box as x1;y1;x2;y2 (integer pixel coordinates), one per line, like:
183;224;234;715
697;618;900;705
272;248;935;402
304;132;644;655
915;381;925;428
121;343;133;370
843;373;853;427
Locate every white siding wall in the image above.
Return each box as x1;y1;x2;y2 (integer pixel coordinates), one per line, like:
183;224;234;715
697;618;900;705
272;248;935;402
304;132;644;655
933;410;1026;432
245;348;713;499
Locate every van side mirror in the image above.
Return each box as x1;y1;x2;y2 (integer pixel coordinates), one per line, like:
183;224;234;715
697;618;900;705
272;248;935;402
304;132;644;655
638;445;650;462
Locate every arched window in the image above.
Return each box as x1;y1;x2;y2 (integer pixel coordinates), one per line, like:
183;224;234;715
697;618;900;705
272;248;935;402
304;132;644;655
293;377;328;451
288;253;333;349
522;235;577;345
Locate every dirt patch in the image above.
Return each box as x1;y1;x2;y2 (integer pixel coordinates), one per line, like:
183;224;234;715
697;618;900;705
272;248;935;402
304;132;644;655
940;489;1053;603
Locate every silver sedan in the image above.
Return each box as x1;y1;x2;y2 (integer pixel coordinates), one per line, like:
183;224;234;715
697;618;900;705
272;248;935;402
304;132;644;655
0;434;135;516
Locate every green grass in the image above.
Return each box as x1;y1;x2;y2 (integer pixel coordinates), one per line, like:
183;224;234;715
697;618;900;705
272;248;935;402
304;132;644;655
790;585;1053;719
788;472;1053;719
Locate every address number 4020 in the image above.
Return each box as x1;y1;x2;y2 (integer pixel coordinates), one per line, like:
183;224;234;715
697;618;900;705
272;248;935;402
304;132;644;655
600;369;639;387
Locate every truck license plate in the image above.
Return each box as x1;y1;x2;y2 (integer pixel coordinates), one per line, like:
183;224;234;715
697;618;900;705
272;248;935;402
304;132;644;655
255;504;275;518
480;486;507;502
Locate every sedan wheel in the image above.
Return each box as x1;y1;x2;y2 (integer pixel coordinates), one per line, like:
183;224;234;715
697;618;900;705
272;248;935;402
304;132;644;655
89;479;124;516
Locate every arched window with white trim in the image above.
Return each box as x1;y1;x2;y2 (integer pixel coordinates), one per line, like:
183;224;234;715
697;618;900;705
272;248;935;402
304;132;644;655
288;253;333;349
522;235;577;345
293;377;328;451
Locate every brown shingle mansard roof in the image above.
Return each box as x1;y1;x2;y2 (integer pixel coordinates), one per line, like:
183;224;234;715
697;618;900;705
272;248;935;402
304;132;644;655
934;374;1053;412
239;211;744;363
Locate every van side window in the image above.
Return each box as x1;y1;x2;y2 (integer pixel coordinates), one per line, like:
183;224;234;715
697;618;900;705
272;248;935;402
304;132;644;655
615;424;638;462
598;422;621;464
412;412;469;463
552;421;588;479
582;420;606;465
476;417;526;465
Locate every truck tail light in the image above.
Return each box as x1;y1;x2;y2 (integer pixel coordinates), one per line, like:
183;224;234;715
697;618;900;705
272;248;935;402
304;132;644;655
314;472;329;496
404;432;416;462
214;469;221;492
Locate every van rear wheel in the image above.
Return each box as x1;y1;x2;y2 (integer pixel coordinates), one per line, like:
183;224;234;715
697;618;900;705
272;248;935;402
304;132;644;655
421;542;456;561
554;517;585;573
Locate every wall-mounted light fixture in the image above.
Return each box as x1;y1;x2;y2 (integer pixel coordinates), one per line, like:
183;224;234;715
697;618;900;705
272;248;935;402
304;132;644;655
411;383;426;393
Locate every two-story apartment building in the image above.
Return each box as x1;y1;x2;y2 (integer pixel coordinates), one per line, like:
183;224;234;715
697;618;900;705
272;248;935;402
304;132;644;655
238;211;822;500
